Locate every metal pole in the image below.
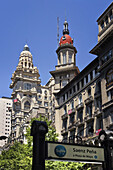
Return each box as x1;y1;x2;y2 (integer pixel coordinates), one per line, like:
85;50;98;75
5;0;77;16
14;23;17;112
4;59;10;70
31;121;48;170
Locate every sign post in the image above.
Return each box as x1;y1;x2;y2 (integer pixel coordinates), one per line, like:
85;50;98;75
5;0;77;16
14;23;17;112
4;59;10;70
31;120;48;170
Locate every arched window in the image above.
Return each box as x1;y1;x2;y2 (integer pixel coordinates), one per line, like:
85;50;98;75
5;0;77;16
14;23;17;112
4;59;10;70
24;101;30;110
24;83;31;90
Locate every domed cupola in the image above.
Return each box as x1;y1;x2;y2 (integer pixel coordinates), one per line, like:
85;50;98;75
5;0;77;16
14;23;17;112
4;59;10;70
59;20;73;46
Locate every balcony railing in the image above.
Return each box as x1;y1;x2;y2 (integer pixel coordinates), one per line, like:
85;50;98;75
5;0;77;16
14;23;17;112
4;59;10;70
61;113;68;120
84;114;94;121
94;108;102;116
85;96;93;105
61;128;68;135
76;102;84;110
68;122;76;130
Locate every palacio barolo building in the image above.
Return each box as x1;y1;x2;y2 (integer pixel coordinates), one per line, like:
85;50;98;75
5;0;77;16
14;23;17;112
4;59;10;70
10;2;113;144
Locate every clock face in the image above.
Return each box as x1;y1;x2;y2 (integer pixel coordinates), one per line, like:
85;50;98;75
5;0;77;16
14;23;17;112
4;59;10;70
106;69;113;86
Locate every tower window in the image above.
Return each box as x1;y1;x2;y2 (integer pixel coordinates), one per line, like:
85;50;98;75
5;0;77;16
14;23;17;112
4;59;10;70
58;54;61;64
24;83;31;90
24;101;30;110
63;53;66;64
62;36;66;40
69;53;72;63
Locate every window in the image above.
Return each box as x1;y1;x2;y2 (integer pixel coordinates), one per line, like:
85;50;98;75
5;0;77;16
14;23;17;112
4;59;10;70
24;83;31;90
86;103;92;117
44;90;47;95
86;121;94;136
70;114;75;125
77;109;83;122
63;53;66;64
101;50;112;65
96;116;103;130
69;53;72;63
77;82;79;91
24;101;30;110
95;98;102;110
90;71;93;81
44;96;47;100
58;54;61;64
78;126;84;137
71;100;74;109
62;119;67;130
79;95;82;104
62;36;66;40
101;21;104;29
73;86;76;93
88;88;91;96
106;69;113;86
38;101;42;105
110;11;113;20
64;105;67;114
105;16;108;25
62;80;68;87
107;90;113;101
65;92;68;100
62;134;68;143
81;79;84;88
86;75;88;84
44;102;48;107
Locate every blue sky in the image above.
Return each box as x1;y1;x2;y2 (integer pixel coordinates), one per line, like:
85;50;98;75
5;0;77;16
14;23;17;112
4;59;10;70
0;0;112;98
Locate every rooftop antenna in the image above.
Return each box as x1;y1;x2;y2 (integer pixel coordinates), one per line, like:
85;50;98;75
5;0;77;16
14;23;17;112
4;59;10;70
57;17;59;47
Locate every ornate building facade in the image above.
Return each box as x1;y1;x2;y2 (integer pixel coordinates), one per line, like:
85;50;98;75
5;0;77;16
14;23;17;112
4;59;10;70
10;45;49;143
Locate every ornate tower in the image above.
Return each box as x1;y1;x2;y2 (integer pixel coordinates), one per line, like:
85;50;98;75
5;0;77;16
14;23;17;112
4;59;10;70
50;20;79;93
10;45;41;143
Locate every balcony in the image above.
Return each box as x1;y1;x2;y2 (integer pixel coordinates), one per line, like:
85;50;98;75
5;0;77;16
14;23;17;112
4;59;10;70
68;122;76;130
94;108;102;117
102;99;113;110
61;128;68;135
94;91;101;98
61;113;68;120
68;109;75;115
84;114;94;122
76;118;84;126
85;96;93;105
76;102;84;110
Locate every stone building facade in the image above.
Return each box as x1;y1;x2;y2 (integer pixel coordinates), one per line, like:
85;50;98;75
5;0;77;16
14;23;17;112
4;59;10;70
10;45;49;143
52;2;113;143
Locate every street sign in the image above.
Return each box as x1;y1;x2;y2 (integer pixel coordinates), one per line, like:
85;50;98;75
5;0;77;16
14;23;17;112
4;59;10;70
45;142;104;163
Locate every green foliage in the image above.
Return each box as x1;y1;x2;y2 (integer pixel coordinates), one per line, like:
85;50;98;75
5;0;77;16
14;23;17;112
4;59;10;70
45;161;85;170
0;142;32;170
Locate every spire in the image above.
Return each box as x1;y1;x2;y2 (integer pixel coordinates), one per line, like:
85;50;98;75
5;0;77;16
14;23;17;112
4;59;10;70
23;44;30;51
63;19;69;35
